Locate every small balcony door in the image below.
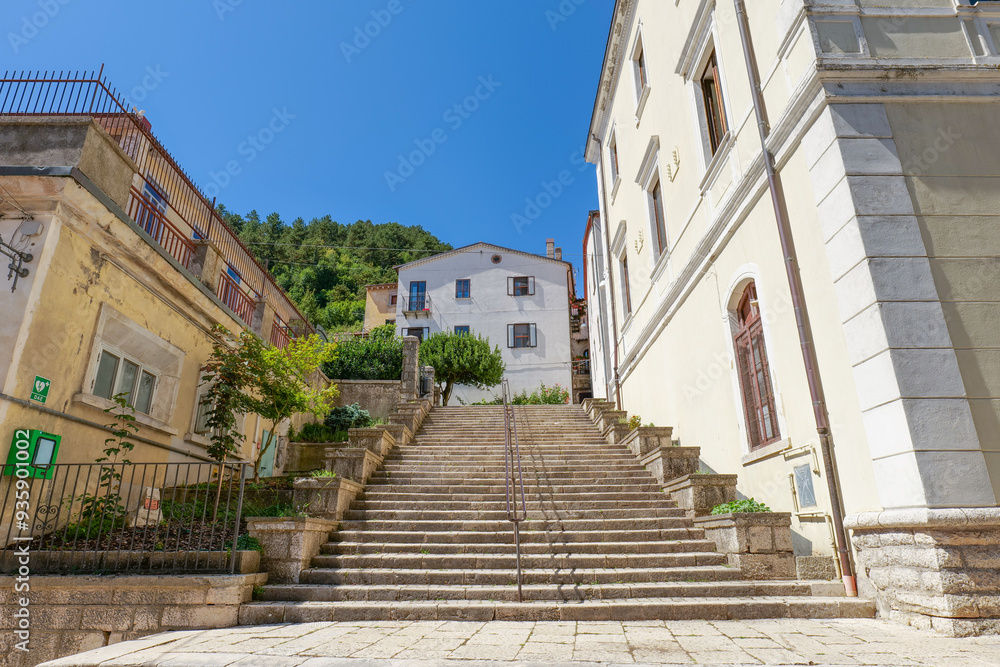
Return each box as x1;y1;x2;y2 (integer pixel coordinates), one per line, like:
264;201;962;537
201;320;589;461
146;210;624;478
409;281;426;311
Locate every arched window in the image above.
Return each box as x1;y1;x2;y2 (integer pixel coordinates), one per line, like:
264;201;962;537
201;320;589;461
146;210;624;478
734;283;779;449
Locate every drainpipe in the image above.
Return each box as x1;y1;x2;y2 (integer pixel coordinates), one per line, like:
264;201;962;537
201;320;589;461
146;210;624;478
594;139;623;410
733;0;857;597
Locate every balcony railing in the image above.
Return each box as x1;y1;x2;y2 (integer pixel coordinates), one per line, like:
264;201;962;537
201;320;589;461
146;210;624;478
0;68;310;338
401;295;432;314
218;271;256;326
270;314;292;350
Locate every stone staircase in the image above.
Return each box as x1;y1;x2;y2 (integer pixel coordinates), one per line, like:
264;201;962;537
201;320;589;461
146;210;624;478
242;405;875;622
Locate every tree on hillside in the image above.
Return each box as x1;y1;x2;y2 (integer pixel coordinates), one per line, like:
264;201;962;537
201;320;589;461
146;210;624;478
419;331;505;406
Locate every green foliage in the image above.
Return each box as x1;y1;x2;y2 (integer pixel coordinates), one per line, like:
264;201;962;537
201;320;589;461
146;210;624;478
311;469;337;478
291;422;338;443
73;393;138;536
710;498;773;515
200;326;267;462
323;325;404;380
324;403;374;432
419;331;505;405
233;534;262;552
241;500;308;518
627;415;643;431
511;383;570;405
217;208;452;332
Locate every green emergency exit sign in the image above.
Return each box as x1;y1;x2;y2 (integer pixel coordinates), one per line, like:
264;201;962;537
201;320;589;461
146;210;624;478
30;376;51;404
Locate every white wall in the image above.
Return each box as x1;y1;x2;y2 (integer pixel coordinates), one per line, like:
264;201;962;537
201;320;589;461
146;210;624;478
397;245;573;404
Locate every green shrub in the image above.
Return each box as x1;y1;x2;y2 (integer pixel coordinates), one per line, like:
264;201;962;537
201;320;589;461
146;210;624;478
232;534;262;552
323;325;403;380
311;469;337;478
324;403;373;432
511;383;570;405
710;498;772;515
292;422;338;443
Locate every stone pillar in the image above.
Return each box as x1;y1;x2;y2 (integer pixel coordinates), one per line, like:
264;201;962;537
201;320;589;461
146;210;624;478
252;299;275;341
400;336;420;400
189;239;223;291
694;512;796;580
804;102;996;509
662;474;738;519
421;365;436;399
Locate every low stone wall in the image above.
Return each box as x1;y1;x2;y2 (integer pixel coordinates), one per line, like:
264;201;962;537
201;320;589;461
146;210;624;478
330;379;401;420
0;569;265;667
694;512;795;579
846;507;1000;637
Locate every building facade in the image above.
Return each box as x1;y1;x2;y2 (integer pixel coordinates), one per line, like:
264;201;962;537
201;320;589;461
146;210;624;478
584;0;1000;632
363;282;398;331
0;73;312;480
395;242;574;404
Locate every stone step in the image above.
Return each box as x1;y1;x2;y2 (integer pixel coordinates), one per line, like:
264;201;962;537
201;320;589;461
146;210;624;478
353;499;680;511
340;508;685;521
358;491;672;503
367;473;651;484
255;580;828;603
239;596;876;624
297;564;741;586
335;516;691;533
380;462;647;472
330;527;707;544
322;539;718;555
308;551;728;570
359;483;663;494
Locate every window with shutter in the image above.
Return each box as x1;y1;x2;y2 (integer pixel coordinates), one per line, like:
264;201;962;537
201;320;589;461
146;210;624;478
511;276;533;296
733;283;779;450
510;323;535;348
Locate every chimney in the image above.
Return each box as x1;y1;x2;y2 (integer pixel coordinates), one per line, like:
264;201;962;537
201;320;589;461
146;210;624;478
554;247;563;261
546;238;555;259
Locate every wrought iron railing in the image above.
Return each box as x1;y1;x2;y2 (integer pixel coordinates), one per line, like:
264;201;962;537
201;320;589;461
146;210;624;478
218;271;256;327
0;68;310;334
501;378;527;602
0;461;249;574
400;295;431;313
270;314;292;350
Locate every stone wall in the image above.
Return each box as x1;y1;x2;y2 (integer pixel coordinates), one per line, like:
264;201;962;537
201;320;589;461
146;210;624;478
329;379;401;421
847;508;1000;637
0;570;265;667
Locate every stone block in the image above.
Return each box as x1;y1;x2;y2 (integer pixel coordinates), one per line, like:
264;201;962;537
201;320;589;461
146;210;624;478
623;426;675;458
602;422;631;444
663;474;738;518
638;446;700;485
246;516;337;584
80;606;133;631
348;427;395;458
160;604;239;628
695;513;794;580
293;476;362;521
383;423;412;448
748;526;774;553
325;447;381;484
796;556;838;581
285;441;329;474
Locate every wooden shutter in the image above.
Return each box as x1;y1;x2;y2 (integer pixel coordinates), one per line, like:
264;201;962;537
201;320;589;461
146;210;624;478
529;323;537;348
735;330;763;448
507;277;514;296
528;277;535;295
507;324;515;348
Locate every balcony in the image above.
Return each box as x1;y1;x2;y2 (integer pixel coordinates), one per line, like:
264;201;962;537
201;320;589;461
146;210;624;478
401;295;432;316
0;70;311;341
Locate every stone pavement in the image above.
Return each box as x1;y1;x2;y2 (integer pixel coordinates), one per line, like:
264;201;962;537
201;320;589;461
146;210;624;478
40;619;1000;666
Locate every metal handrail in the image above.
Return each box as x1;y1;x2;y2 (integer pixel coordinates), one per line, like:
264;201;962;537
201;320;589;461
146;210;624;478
501;378;527;602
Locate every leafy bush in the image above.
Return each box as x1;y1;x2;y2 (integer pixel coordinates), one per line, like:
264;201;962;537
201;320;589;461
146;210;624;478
241;501;308;518
291;422;337;443
323;325;404;380
311;469;337;478
232;534;262;552
324;403;373;432
468;383;571;406
710;498;772;515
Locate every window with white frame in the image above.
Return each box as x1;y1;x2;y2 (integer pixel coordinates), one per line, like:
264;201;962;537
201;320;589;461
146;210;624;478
609;132;620;186
699;50;729;156
620;255;633;315
632;34;649;108
93;347;157;415
508;276;535;296
649;176;668;257
507;323;537;349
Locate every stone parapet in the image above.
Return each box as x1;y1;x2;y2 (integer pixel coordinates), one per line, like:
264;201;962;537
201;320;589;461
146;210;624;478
285;441;328;474
246;516;337;584
662;474;738;519
382;423;412;448
292;477;363;522
595;410;627;434
639;446;701;485
846;507;1000;636
694;512;795;580
324;447;382;484
622;426;674;458
348;427;396;458
0;571;266;667
602;422;631;444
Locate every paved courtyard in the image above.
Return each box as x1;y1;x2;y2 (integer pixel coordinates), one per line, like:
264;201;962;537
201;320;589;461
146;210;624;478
42;618;1000;666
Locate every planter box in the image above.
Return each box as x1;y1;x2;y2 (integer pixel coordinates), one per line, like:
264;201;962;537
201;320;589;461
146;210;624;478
285;441;330;473
293;476;363;521
388;410;420;433
584;400;615;423
325;446;382;484
639;445;701;484
662;473;738;519
596;410;627;434
246;516;337;584
383;423;413;448
622;426;674;458
603;422;631;444
348;427;395;458
693;512;795;580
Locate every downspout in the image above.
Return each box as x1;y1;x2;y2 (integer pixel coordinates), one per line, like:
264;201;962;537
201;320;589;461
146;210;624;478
594;138;623;410
733;0;857;596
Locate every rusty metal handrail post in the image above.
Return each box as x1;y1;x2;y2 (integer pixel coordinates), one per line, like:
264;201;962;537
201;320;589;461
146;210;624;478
501;378;527;602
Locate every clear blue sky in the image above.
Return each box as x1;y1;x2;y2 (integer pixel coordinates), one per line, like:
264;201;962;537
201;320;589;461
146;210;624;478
3;1;612;286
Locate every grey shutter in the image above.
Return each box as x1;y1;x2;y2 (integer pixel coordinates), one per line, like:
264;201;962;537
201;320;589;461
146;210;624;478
529;323;537;348
507;324;515;348
507;277;514;296
528;276;535;295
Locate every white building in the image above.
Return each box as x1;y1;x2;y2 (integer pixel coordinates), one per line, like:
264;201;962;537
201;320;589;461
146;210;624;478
395;242;574;405
583;0;1000;632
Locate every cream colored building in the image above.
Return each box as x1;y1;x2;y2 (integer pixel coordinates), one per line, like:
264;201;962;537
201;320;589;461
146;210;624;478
363;283;398;331
584;0;1000;631
0;74;311;476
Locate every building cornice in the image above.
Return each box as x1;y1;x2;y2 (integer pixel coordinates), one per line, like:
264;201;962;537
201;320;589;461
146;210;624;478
586;0;639;164
394;241;571;272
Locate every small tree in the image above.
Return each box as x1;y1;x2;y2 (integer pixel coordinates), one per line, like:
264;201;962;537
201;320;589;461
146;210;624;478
200;326;266;463
419;331;505;406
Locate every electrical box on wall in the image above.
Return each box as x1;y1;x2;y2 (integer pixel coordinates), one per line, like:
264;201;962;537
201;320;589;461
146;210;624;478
4;429;62;479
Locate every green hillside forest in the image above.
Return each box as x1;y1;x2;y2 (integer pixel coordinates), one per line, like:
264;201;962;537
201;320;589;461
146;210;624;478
218;206;452;333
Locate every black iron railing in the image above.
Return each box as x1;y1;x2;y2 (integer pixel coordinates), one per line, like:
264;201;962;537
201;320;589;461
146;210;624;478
400;295;431;313
501;378;527;602
0;461;249;574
